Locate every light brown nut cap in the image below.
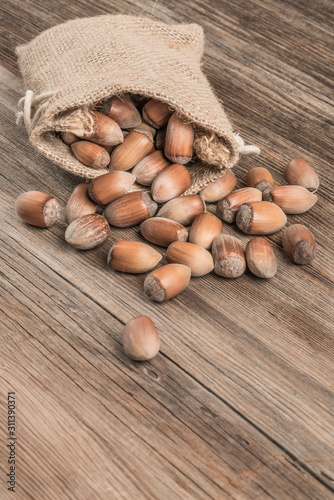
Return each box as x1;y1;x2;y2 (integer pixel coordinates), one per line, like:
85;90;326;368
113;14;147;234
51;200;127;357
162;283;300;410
144;264;191;302
103;191;158;228
246;167;274;192
83;111;124;147
71;141;110;169
107;240;162;273
189;213;223;249
282;224;316;265
217;187;262;223
110;131;155;171
131;121;157;140
88;171;135;205
123;316;160;361
132;150;170;186
157;195;205;226
212;234;246;278
15;191;60;228
140;218;188;247
245;238;277;278
164;113;194;164
65;183;98;225
62;131;79;145
200;170;237;203
104;96;142;129
65;214;110;250
262;185;317;214
151;163;192;203
142;99;173;129
236;201;287;235
284;158;319;193
166;241;214;277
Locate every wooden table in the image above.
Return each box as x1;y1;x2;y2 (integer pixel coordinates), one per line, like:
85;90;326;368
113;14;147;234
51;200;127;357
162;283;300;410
1;1;333;498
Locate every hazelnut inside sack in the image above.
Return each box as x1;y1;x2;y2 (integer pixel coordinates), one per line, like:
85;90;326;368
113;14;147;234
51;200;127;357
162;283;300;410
16;15;259;192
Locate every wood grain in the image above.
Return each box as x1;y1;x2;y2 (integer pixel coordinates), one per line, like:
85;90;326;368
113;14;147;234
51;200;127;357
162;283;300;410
1;0;334;498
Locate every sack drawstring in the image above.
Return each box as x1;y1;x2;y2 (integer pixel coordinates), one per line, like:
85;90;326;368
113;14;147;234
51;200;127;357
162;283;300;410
232;133;260;156
16;90;55;135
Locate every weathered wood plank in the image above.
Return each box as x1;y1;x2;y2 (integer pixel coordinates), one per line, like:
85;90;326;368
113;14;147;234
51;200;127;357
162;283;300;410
1;0;334;498
0;234;332;500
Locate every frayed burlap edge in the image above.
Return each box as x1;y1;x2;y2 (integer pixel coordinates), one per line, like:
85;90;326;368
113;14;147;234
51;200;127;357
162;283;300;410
27;101;240;195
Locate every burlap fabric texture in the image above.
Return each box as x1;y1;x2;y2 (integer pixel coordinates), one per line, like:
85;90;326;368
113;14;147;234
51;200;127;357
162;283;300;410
16;15;259;194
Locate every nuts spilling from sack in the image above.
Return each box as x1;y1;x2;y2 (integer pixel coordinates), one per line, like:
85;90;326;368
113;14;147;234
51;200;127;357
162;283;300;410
62;95;194;175
15;96;319;306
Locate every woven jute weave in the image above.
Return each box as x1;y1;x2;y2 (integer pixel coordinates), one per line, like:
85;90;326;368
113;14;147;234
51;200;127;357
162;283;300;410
16;14;243;194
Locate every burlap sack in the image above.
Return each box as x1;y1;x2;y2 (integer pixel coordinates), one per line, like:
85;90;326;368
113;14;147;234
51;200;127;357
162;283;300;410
16;15;259;193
